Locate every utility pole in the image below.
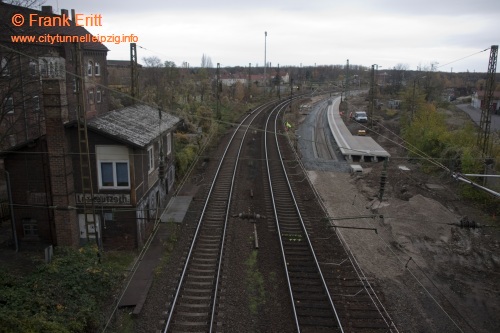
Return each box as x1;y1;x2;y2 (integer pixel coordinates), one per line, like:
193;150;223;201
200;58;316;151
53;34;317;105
248;62;251;91
130;43;139;102
370;65;375;128
264;31;267;92
277;63;281;100
345;59;350;99
216;62;221;120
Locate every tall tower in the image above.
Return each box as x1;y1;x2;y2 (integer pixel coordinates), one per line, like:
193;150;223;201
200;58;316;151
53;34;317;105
477;45;498;158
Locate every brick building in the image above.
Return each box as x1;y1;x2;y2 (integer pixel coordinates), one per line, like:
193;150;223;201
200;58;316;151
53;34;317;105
0;3;181;250
0;2;109;150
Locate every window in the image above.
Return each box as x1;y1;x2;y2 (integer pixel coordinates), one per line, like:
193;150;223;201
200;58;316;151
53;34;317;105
96;89;102;103
99;161;130;189
95;62;100;76
87;60;93;76
147;146;154;173
73;78;77;93
33;96;40;112
1;57;9;76
40;61;47;77
166;133;172;155
103;211;113;222
29;61;37;76
4;96;13;115
88;89;94;104
96;146;130;189
48;61;54;77
22;219;38;237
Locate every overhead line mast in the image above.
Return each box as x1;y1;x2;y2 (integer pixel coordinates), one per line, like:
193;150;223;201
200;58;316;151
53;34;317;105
477;45;498;158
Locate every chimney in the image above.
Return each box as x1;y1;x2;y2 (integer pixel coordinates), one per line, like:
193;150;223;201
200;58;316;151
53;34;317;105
41;5;52;14
61;9;68;18
71;9;76;22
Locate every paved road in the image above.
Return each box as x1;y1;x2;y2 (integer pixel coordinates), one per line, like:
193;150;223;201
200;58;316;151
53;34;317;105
456;104;500;131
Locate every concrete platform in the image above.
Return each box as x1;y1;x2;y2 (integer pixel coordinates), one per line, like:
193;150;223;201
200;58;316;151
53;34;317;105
327;97;390;162
118;222;169;313
160;196;192;223
118;189;196;312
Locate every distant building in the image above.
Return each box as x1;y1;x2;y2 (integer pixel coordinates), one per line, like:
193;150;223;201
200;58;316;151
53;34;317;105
471;91;500;114
107;60;142;93
219;70;289;86
387;99;401;109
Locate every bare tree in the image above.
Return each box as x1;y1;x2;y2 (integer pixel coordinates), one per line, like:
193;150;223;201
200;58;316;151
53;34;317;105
142;56;163;68
201;54;213;68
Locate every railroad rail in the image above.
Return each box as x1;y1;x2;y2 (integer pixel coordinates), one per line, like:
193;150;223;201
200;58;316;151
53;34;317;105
266;101;399;332
265;102;343;332
162;101;278;332
161;96;398;332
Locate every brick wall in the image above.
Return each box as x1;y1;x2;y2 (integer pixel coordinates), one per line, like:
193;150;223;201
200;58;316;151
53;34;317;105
42;78;79;247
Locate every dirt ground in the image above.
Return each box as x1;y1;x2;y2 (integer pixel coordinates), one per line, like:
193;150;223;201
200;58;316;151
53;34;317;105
305;95;500;332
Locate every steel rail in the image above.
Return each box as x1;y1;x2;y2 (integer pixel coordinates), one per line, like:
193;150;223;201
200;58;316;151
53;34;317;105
163;100;276;332
264;100;344;332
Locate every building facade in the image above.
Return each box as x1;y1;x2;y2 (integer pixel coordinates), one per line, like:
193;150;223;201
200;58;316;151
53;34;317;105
0;2;109;150
1;3;181;250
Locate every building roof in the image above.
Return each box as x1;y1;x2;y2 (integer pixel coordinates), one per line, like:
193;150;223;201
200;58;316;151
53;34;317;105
87;104;180;148
108;60;143;68
0;2;108;52
474;90;500;99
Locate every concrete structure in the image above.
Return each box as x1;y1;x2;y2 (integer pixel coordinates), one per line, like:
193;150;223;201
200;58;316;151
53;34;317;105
327;97;390;162
471;90;500;114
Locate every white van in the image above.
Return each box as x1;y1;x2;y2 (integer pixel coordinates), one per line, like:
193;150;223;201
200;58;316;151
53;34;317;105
354;111;368;123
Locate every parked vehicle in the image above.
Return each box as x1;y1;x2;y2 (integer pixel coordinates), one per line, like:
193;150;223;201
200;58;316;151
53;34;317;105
354;111;368;123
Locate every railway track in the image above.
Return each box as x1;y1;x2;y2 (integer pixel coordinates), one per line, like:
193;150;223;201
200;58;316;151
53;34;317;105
314;100;337;160
265;103;343;332
161;101;278;332
160;97;398;332
267;101;399;332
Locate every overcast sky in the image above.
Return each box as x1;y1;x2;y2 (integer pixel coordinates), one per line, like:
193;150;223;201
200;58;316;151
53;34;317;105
46;0;499;72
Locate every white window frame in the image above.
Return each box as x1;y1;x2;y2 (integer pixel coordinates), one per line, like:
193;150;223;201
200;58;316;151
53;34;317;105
29;60;37;76
1;57;9;77
48;61;54;77
96;89;102;103
22;218;38;236
94;62;100;76
166;132;172;155
97;160;131;189
33;95;40;112
4;96;14;115
88;89;94;104
147;146;155;173
87;60;93;76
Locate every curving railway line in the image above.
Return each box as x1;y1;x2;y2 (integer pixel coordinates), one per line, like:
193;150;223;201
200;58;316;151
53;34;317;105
159;97;399;332
265;102;343;332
